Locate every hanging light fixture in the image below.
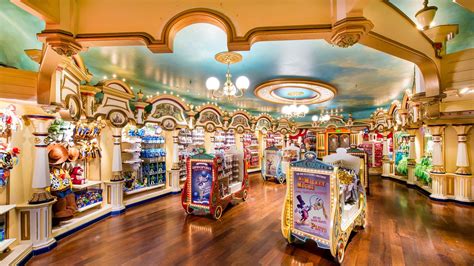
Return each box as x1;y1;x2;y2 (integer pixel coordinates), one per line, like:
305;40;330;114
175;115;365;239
281;100;309;118
415;0;438;30
206;51;250;99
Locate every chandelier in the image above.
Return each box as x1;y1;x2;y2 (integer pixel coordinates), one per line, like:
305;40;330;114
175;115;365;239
281;102;309;118
206;52;250;99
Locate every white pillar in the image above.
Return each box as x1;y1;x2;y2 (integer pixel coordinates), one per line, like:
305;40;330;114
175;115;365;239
170;169;181;192
453;125;472;202
104;181;125;215
134;102;148;126
25;115;56;204
407;131;417;185
17;201;57;251
111;126;123;181
429;126;447;200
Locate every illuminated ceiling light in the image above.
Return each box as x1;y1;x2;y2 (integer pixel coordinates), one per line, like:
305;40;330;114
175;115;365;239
130;86;134;90
206;51;249;100
122;78;126;82
103;75;108;79
281;101;308;118
415;0;438;30
112;74;117;78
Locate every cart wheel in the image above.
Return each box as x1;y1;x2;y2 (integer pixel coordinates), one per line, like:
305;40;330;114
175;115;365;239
185;206;193;215
278;177;285;184
335;239;345;264
242;190;248;201
214;205;223;220
286;231;296;244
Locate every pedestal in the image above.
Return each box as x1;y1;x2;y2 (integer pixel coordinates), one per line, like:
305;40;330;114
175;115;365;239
111;127;124;181
430;172;447;200
16;200;57;254
454;174;472;202
382;159;391;176
170;169;181;193
104;181;125;215
407;159;416;185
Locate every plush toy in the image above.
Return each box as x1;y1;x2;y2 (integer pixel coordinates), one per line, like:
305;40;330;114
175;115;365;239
70;166;85;185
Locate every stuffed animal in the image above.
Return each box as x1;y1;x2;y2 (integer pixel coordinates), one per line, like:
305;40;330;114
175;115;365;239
70;166;85;185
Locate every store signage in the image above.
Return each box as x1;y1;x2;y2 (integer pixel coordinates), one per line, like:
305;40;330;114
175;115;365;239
293;171;330;240
191;161;213;205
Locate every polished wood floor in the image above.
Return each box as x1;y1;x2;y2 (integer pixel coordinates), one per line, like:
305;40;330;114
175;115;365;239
28;174;474;266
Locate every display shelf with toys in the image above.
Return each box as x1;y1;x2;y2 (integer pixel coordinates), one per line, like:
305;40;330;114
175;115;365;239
281;144;301;182
122;124;167;196
243;133;260;170
281;150;367;264
261;146;284;183
181;148;249;220
266;132;284;149
177;127;205;188
213;129;236;153
46;119;105;231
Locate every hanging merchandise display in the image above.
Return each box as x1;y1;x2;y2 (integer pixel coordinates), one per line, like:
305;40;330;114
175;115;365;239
281;150;367;263
281;143;301;182
261;146;284;183
47;119;105;223
0;105;21;187
266;132;284;149
242;133;260;170
177;127;205;186
181;148;248;219
121;124;166;194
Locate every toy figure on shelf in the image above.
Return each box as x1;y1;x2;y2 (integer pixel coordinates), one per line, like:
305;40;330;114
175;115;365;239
70;166;85;185
48;143;78;222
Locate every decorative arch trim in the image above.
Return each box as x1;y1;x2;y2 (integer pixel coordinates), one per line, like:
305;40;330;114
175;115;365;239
147;94;190;111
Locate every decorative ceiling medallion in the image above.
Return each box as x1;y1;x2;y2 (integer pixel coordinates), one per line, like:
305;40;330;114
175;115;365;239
254;79;337;105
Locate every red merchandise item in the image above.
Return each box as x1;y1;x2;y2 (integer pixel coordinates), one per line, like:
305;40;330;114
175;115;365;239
70;166;85;185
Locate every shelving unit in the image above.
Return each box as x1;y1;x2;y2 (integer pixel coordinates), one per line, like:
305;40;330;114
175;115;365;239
243;133;260;170
121;124;167;204
177;127;205;188
266;132;284;149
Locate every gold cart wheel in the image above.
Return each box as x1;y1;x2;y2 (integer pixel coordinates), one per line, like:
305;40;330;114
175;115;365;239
286;231;296;244
278;176;285;184
214;205;223;220
335;239;345;264
242;190;248;201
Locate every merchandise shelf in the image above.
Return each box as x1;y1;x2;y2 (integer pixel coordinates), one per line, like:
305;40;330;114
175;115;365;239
72;180;102;190
0;204;16;215
52;205;112;238
124;183;165;196
77;201;102;213
0;238;16;253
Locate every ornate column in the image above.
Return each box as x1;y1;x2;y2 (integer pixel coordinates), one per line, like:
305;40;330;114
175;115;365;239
111;126;124;181
382;132;391;176
429;126;447;200
170;132;181;192
453;125;472;202
25;115;56;204
80;85;101;119
134;101;148;126
407;129;417;185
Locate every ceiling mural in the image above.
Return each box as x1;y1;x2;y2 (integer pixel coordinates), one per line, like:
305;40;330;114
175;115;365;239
390;0;474;54
0;1;424;121
0;0;44;70
80;23;415;121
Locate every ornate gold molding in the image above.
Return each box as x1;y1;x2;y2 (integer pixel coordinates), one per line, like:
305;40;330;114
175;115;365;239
38;30;82;57
330;17;374;48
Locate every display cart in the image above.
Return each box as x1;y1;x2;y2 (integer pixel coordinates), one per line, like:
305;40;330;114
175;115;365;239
261;146;284;183
181;149;249;219
281;149;367;263
281;143;301;183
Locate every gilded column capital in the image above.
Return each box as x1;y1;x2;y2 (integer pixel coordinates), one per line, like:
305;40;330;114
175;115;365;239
38;30;82;57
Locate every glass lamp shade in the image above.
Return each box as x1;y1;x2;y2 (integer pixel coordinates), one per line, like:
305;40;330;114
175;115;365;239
288;104;297;113
312;115;319;122
298;105;309;114
282;105;289;114
236;76;250;90
206;77;220;91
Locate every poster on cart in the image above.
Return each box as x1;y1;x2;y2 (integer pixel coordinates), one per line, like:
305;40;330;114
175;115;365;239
293;171;331;240
191;161;213;205
265;150;280;177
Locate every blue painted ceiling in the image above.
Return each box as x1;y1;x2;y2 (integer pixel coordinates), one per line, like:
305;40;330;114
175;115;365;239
2;0;472;121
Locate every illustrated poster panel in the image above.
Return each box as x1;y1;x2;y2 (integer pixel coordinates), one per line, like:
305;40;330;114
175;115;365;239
265;150;279;177
191;161;213;205
293;171;331;240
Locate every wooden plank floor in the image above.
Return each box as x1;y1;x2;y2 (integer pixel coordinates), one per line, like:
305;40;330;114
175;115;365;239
28;174;474;266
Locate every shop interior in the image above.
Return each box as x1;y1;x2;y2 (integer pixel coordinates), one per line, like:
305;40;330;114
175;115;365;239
0;0;473;265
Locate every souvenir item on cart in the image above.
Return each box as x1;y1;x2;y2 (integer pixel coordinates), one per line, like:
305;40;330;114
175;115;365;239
281;150;366;263
181;148;249;219
261;146;284;183
281;143;301;182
